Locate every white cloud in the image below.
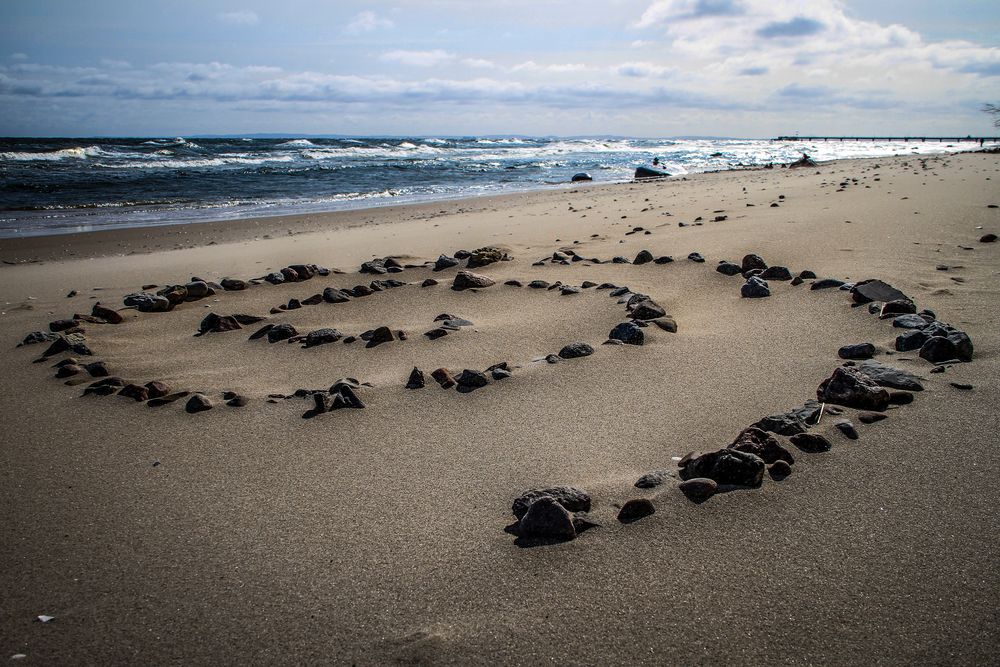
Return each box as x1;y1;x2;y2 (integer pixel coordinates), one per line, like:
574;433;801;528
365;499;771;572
10;53;29;61
344;10;394;34
218;11;259;26
380;50;454;67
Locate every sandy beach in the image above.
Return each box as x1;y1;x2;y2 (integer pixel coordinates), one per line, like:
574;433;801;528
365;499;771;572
1;151;998;664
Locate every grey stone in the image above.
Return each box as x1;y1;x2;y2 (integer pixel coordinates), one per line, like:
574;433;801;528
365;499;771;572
609;322;644;345
741;276;770;298
678;477;718;500
838;343;876;360
512;486;591;520
452;270;496;290
680;449;765;487
634;469;676;488
518;497;576;541
558;342;594;359
617;499;655;524
817;366;890;411
856;360;924;391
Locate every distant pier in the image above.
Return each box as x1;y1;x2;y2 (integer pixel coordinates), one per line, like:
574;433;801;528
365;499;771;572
775;135;998;143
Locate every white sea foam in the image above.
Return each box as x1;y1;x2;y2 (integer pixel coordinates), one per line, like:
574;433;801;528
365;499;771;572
0;145;105;161
278;139;315;147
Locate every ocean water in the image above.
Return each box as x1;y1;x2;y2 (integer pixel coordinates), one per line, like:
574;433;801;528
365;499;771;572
0;136;989;238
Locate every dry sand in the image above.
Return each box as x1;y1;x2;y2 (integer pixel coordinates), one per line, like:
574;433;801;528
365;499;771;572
1;152;998;664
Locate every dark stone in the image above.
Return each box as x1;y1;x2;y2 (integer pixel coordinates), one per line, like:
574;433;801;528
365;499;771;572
505;280;524;287
288;264;317;280
263;272;285;285
366;326;394;347
634;250;654;265
856;360;924;391
467;247;504;269
421;278;438;287
185;394;213;413
198;313;242;335
518;496;576;541
118;384;150;402
789;432;832;453
19;331;61;347
634;469;676;489
266;324;298;343
49;318;79;333
759;266;792;281
558;342;594;359
545;354;562;364
304;328;343;348
741;276;770;298
617;499;655;524
835;420;859;440
571;172;592;182
301;293;323;306
249;324;274;341
425;328;449;340
741;254;767;273
348;285;374;298
852;279;908;304
654;255;674;264
456;369;489;390
950;382;973;390
452;270;495;290
322;287;351;303
612;256;631;264
609;322;644;345
431;368;456;389
560;285;581;295
184;281;213;299
433;254;460;272
123;292;171;312
221;278;248;291
799;270;817;279
678;477;718;500
512;486;592;520
360;259;388;275
769;460;793;478
84;361;110;377
55;364;83;378
817;366;890;411
859;412;888;424
156;285;187;305
716;262;742;276
631;300;667;321
687;252;705;262
285;299;302;310
980;233;997;243
919;337;960;364
145;381;170;399
729;427;794;464
896;329;929;352
406;367;426;389
810;278;845;290
947;330;974;361
226;395;248;407
881;299;917;316
91;303;124;324
454;250;472;260
893;314;929;329
888;391;914;405
838;343;876;360
680;449;765;487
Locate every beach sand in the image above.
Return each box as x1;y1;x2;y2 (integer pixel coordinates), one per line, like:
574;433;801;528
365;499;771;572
1;152;998;664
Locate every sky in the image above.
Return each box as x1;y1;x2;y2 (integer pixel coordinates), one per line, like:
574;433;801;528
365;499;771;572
0;0;998;137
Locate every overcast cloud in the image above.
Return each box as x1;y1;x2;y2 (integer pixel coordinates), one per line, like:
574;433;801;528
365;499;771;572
0;0;997;136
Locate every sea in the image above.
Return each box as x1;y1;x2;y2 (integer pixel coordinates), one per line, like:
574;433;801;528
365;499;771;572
0;136;990;238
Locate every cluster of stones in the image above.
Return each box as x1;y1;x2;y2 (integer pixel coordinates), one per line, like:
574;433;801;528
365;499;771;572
300;379;367;418
715;253;814;298
405;363;512;393
506;273;974;545
535;248;676;267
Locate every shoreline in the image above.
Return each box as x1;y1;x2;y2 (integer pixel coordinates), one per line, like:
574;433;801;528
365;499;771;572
0;152;927;264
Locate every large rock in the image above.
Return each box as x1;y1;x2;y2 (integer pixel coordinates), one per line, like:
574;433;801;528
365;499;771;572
852;279;908;304
452;270;496;290
19;331;61;347
679;449;765;487
741;276;771;298
266;323;298;343
741;254;767;273
455;369;489;390
433;254;460;271
856;360;924;391
406;367;426;389
617;499;655;524
838;343;876;360
466;247;504;269
123;292;171;313
728;427;794;464
303;328;343;348
518;496;576;541
817;366;890;411
92;303;124;324
678;477;717;501
717;262;742;276
633;250;654;265
558;342;594;359
609;322;644;345
512;486;591;520
759;266;792;281
790;432;832;453
630;299;666;320
198;313;242;335
322;287;351;303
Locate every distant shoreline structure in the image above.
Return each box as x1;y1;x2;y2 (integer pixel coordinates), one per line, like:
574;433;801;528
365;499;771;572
775;135;999;143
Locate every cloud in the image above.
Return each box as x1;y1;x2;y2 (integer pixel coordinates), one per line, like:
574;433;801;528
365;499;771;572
636;0;744;27
218;11;259;26
756;17;825;39
9;53;28;61
739;66;768;76
344;10;394;34
617;62;675;78
380;50;454;67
